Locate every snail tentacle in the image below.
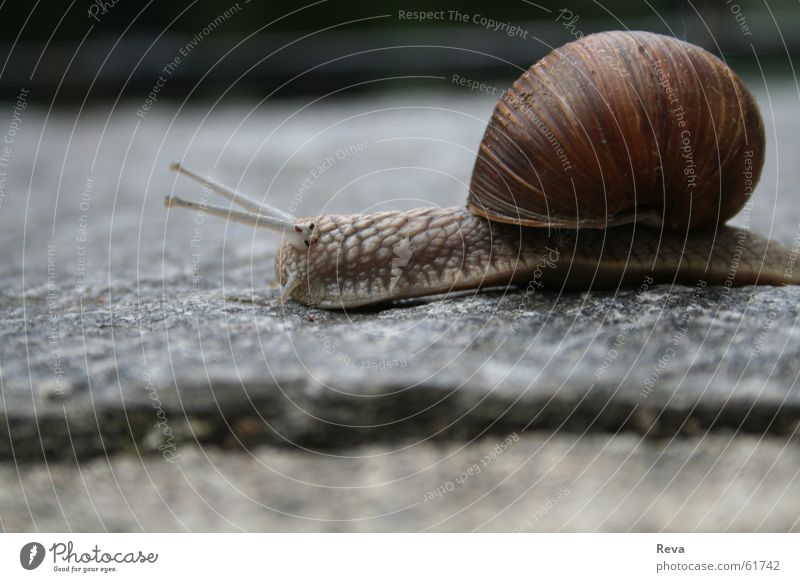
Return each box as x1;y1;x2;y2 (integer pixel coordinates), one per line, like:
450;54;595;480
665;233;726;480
166;164;317;248
170;161;293;223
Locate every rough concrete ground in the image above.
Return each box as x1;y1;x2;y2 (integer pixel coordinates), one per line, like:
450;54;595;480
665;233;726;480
1;85;800;531
2;434;799;532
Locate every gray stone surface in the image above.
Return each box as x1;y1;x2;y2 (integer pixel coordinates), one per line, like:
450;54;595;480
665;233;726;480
3;283;800;464
2;85;800;531
2;434;799;532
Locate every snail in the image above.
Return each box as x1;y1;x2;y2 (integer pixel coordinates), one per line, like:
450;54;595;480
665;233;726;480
165;30;797;309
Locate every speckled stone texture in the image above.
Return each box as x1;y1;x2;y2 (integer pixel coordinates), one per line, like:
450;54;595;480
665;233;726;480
1;87;800;531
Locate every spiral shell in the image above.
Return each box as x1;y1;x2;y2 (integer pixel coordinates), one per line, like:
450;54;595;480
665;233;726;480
468;30;765;230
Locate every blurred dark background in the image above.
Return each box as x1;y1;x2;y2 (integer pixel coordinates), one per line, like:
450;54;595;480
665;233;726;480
0;0;797;104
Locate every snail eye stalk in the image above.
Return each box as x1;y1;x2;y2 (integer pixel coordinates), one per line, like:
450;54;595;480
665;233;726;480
165;162;308;248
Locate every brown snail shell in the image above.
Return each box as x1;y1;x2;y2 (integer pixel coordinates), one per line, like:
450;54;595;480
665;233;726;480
469;30;765;231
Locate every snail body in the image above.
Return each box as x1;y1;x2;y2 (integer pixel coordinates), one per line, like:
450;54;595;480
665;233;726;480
166;31;797;309
273;207;791;308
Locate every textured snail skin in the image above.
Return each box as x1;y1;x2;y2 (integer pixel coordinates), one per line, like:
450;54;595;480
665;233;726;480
276;207;795;309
